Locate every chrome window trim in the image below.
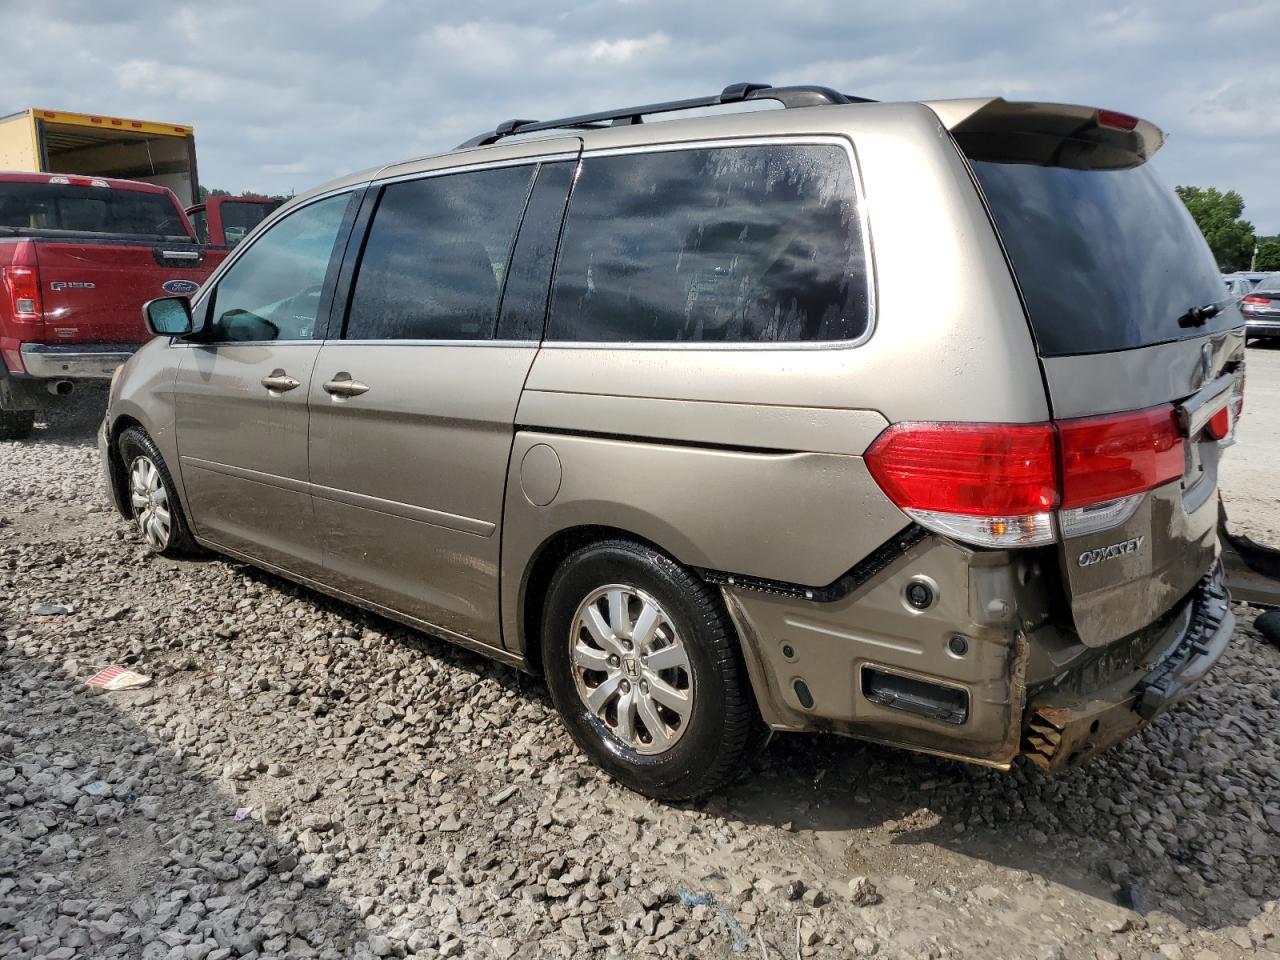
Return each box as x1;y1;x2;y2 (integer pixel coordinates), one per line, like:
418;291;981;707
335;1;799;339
541;134;877;352
372;152;580;188
326;339;538;348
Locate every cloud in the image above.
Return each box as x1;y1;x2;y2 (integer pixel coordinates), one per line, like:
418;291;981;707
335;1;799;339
5;0;1278;231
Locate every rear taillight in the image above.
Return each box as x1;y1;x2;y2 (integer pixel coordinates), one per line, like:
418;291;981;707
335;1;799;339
1213;374;1246;446
865;406;1186;549
1057;406;1183;509
1242;295;1269;306
865;422;1059;547
1206;407;1231;441
1096;108;1140;131
2;264;42;321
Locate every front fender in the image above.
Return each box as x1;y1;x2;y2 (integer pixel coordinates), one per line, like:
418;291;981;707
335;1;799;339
104;338;187;511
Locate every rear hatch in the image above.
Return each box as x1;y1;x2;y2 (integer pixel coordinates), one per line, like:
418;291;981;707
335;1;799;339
948;100;1245;646
0;178;212;344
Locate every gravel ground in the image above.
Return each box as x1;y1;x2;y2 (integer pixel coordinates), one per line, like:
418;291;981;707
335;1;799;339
2;384;1279;960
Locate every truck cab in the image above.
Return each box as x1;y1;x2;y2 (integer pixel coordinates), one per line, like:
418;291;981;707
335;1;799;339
186;195;280;249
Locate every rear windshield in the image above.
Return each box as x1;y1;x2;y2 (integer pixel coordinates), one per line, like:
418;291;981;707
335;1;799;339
0;182;191;241
968;156;1232;356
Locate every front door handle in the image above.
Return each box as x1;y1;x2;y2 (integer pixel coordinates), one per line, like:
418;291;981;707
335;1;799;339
322;373;369;398
261;370;300;393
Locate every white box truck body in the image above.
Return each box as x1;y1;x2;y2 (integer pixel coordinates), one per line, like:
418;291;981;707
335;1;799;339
0;108;199;205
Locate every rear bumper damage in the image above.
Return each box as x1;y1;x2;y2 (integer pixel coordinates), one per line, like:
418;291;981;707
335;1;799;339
1021;563;1233;771
722;528;1233;773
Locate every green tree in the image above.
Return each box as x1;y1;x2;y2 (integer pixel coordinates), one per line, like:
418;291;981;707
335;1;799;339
1176;186;1256;271
198;186;293;203
1255;236;1280;272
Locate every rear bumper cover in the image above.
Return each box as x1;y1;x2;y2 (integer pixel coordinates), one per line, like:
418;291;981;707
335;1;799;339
19;342;141;379
724;529;1232;772
1021;563;1233;771
1244;315;1280;337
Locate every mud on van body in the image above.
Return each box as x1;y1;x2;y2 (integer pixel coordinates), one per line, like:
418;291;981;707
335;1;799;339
101;84;1243;800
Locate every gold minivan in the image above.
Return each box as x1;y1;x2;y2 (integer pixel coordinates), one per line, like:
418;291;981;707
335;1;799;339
101;84;1243;800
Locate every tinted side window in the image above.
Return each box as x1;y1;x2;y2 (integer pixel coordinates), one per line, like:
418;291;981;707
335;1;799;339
548;144;868;344
497;161;576;341
209;193;351;343
345;166;535;341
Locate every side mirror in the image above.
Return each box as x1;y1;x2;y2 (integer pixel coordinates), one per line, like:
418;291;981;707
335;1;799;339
143;297;193;337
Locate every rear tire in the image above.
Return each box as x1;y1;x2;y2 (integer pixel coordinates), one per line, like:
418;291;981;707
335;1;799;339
543;539;764;801
117;426;201;557
0;409;35;441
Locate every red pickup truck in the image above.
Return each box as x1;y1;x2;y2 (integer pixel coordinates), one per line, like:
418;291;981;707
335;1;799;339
0;171;231;440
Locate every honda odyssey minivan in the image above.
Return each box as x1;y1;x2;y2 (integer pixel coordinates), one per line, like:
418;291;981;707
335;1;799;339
101;83;1244;800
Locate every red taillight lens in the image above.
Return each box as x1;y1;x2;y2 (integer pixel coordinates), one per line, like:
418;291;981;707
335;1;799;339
1096;108;1140;131
2;264;41;320
1242;295;1269;306
865;422;1059;517
1056;406;1184;510
1206;406;1231;441
866;406;1187;548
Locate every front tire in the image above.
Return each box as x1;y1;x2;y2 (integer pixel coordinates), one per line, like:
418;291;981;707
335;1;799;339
543;539;763;801
117;426;200;557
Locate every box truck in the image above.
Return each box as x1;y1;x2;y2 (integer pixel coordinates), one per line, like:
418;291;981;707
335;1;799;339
0;107;200;206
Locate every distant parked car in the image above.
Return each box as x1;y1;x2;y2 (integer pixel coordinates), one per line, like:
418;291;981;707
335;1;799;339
1224;275;1253;302
1241;273;1280;340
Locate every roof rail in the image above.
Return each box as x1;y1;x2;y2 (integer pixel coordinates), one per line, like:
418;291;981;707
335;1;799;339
456;83;876;149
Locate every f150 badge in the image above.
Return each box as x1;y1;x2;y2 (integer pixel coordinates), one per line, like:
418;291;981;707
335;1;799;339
1078;536;1145;567
49;281;95;291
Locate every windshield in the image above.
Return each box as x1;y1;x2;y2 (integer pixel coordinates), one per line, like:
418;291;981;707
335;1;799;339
0;182;191;241
968;153;1233;356
1255;274;1280;292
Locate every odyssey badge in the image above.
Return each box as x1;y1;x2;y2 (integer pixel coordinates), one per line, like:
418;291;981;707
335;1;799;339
1078;536;1145;568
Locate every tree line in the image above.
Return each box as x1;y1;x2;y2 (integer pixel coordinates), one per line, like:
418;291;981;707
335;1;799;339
1176;186;1279;273
197;186;295;204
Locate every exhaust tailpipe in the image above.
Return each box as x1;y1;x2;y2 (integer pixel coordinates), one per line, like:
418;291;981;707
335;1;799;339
46;379;74;397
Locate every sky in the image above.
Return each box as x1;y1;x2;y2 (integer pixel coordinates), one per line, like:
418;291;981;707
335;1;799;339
7;0;1280;233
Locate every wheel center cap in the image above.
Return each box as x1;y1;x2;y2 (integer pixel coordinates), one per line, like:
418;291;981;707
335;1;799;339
622;657;640;679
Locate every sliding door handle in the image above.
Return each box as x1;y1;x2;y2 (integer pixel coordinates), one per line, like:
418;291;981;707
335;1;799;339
322;373;369;398
261;370;300;393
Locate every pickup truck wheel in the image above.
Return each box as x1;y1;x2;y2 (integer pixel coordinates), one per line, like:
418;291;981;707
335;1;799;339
0;409;35;441
118;427;200;557
543;539;764;801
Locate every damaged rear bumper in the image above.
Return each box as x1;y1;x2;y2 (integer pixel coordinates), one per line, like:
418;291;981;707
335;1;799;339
1022;563;1233;771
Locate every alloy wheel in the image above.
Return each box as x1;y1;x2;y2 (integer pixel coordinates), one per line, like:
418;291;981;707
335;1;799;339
129;456;171;551
569;584;694;755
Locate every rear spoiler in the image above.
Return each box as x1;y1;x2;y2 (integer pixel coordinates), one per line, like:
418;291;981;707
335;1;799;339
924;97;1166;170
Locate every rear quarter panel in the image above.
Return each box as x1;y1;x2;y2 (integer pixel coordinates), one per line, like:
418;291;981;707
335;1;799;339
501;103;1048;655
